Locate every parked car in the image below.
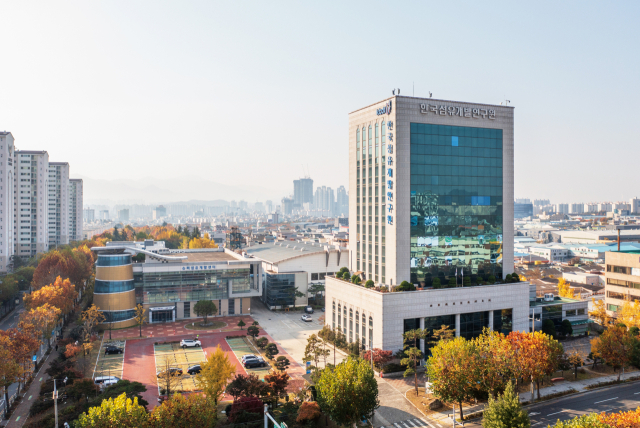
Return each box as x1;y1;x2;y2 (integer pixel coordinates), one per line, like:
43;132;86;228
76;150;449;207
94;376;120;387
187;364;201;375
104;345;124;355
241;354;258;362
157;368;183;378
301;314;312;322
321;307;325;312
305;306;314;314
180;339;202;349
243;356;266;368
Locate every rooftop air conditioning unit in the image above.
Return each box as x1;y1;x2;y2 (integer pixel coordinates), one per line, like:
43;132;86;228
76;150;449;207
544;293;554;302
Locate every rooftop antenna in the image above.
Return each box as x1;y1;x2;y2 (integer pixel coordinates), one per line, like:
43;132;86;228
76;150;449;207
429;92;432;98
413;82;414;96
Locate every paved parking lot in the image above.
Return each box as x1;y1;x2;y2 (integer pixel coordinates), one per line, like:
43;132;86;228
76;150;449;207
93;339;126;379
250;298;346;368
153;342;207;393
226;337;271;379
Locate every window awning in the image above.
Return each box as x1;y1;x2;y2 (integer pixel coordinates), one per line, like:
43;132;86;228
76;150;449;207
149;306;175;311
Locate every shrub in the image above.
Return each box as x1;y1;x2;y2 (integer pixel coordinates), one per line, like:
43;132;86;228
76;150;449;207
379;286;388;293
256;337;269;349
229;396;264;423
365;280;374;288
505;274;512;282
542;319;556;337
630;326;640;337
395;281;416;292
297;401;321;424
351;275;361;285
432;278;442;288
29;397;54;416
69;325;85;342
382;363;408;374
487;275;496;284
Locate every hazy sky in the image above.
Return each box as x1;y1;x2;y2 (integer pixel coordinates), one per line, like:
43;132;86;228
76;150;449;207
1;1;638;204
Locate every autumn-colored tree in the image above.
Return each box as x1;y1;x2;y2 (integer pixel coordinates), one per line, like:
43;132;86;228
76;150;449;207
24;276;77;320
591;326;634;380
65;343;83;359
361;348;393;370
264;371;289;404
134;304;147;338
296;401;321;424
0;335;20;419
589;298;612;327
429;324;455;345
557;278;575;298
21;303;61;349
195;345;236;405
1;325;40;390
187;236;218;249
76;392;149;428
427;336;477;419
472;328;511;397
148;393;217;428
567;351;583;380
81;304;106;340
617;299;640;330
32;250;74;289
599;406;640;427
157;356;182;398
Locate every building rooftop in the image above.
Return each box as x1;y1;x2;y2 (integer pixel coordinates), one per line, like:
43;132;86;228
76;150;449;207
244;241;344;264
172;251;237;263
530;296;584;307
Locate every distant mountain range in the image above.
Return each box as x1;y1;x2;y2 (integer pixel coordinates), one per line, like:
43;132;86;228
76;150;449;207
79;175;288;205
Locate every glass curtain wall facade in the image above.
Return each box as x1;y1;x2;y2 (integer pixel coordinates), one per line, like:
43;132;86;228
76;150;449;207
410;123;503;285
493;308;513;335
133;268;251;304
263;273;296;307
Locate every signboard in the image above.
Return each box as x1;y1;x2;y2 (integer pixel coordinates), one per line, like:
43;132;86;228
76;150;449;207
306;361;311;374
632;268;640;277
32;355;37;362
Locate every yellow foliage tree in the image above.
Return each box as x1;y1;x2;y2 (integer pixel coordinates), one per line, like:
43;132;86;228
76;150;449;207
187;236;218;249
617;299;640;329
557;278;576;298
195;345;236;405
589;298;612;327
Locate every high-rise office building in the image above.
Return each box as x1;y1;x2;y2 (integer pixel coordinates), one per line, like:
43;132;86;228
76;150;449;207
118;209;129;222
69;179;83;241
325;95;526;353
48;162;70;248
336;186;348;217
314;186;335;216
14;151;49;258
281;197;294;215
0;132;15;272
99;209;109;220
84;208;95;222
152;205;167;220
293;178;314;206
265;200;273;213
349;96;514;284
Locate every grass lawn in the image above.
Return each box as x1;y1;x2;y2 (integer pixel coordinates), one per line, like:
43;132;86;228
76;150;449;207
184;321;227;330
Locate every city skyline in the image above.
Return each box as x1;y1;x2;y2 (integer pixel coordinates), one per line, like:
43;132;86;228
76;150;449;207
1;2;639;203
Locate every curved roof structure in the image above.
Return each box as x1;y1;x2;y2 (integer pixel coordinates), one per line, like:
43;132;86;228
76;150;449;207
91;246;187;262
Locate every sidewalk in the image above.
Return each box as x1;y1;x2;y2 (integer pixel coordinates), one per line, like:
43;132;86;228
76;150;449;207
518;370;640;403
3;348;59;428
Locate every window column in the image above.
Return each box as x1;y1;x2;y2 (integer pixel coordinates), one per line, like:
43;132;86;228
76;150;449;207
455;314;461;337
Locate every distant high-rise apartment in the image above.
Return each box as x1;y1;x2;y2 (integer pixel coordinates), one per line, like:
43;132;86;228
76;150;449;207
0;132;15;272
84;208;95;222
118;209;129;222
598;203;613;213
69;179;83;242
533;199;550;206
293;178;314;205
281;197;294;215
555;203;569;214
515;198;531;204
314;186;335;216
569;203;584;214
630;198;640;214
265;200;273;213
48;162;70;248
14;150;49;258
152;205;167;220
99;209;109;220
336;185;348;216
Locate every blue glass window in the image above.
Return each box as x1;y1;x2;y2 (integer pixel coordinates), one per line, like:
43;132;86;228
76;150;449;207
96;255;132;267
452;136;458;146
101;309;136;323
95;280;135;293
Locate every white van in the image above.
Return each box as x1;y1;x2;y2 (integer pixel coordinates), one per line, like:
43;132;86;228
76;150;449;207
94;376;120;389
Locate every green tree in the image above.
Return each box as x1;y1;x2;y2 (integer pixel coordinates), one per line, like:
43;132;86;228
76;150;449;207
237;319;246;330
303;334;328;369
401;329;427;394
364;280;375;288
463;276;471;286
351;275;361;285
432;277;442;288
448;277;457;287
338;267;349;276
256;337;268;350
193;300;217;326
547;413;608;427
316;357;379;426
275;356;291;372
247;325;259;340
342;271;351;280
542;319;556;337
561;319;573;337
149;393;217;428
309;282;325;300
77;392;148;428
265;343;279;360
396;281;416;291
481;382;530;428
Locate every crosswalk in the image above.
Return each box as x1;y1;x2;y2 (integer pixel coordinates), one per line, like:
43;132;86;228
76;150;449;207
380;418;435;428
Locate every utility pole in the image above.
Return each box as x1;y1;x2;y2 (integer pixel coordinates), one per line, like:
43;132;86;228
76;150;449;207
54;379;58;428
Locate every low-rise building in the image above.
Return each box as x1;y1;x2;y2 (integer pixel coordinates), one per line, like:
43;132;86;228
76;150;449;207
529;286;589;335
604;249;640;315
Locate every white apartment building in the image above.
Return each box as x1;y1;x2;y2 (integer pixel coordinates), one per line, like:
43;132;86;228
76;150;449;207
569;203;584;214
630;198;640;214
555;203;569;214
48;162;70;248
15;151;49;258
598;202;613;212
0;132;15;272
69;179;83;241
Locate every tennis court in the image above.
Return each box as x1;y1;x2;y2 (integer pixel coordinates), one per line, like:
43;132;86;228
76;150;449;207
94;340;126;379
153;342;207;392
226;337;271;379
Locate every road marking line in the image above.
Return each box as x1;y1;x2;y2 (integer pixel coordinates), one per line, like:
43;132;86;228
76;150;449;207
635;392;640;395
595;397;618;404
529;412;540;416
39;377;42;382
547;410;564;416
405;420;418;427
15;416;20;421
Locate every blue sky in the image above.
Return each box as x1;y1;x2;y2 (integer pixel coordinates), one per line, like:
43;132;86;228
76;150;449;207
0;1;638;203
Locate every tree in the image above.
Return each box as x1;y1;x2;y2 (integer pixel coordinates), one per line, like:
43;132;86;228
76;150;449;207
99;380;148;408
1;325;40;390
76;392;148;428
303;334;326;369
316;357;379;426
567;351;582;380
134;304;147;338
361;349;393;370
226;373;266;400
247;325;259;340
342;271;351;280
193;300;216;326
396;281;416;292
0;335;20;419
351;275;361;285
432;277;442;288
472;329;511;398
24;276;77;319
265;343;279;360
364;280;374;288
21;303;60;349
618;300;640;329
81;304;106;340
309;282;326;299
237;319;246;330
557;278;575;298
195;345;236;405
256;337;268;350
427;336;476;419
562;319;573;337
402;329;427;394
430;324;455;345
591;326;633;380
542;319;556;337
275;356;291;372
264;371;289;403
149;393;217;428
557;353;571;377
157;356;182;398
589;298;612;327
296;401;321;424
481;382;530;428
228;396;263;423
